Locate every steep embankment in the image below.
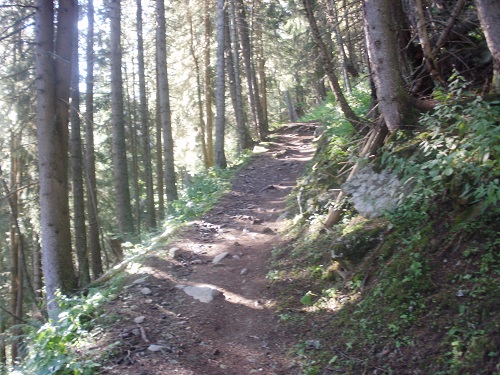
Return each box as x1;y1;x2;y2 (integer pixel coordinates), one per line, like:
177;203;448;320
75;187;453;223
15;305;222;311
266;92;499;374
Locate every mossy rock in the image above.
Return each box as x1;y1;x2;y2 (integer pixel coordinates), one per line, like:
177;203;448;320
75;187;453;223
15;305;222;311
324;260;353;281
330;220;386;264
326;218;387;281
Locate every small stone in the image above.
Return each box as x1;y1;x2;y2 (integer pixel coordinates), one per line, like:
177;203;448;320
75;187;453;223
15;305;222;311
180;285;222;303
212;252;230;264
134;316;145;324
240;268;249;275
145;299;153;304
305;340;322;350
169;247;180;258
141;287;152;295
148;344;164;352
261;227;275;235
132;276;148;284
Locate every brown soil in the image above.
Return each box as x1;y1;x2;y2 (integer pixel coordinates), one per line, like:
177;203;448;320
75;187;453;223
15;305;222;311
94;123;317;375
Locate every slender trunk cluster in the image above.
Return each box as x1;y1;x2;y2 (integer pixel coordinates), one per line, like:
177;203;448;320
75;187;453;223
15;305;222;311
85;0;103;280
156;0;178;202
35;0;78;317
110;0;135;236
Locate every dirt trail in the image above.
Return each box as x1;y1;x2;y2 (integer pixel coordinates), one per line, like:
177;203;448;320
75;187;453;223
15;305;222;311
98;123;317;375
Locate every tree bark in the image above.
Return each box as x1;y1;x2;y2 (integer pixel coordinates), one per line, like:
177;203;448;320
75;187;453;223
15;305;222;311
414;0;442;83
284;90;299;123
124;66;141;235
204;0;215;167
475;0;500;93
302;0;361;129
155;73;165;218
214;0;227;168
35;0;78;317
363;0;414;133
187;5;209;168
226;6;253;152
254;0;269;131
110;0;135;236
324;0;352;93
156;0;178;201
235;0;267;140
85;0;103;280
8;134;22;360
70;17;90;287
136;0;156;228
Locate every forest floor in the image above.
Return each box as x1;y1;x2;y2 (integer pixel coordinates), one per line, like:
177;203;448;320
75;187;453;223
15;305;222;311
93;123;318;375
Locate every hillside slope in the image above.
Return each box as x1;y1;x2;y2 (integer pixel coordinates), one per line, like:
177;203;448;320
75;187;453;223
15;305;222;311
268;89;500;374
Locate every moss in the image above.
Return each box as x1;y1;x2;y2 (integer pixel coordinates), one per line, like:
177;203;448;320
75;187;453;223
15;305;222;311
330;221;385;264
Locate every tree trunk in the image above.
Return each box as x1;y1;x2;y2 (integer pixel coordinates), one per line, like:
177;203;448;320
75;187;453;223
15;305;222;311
235;0;267;141
33;234;43;304
187;6;209;168
0;286;5;369
324;0;352;93
363;0;414;133
254;0;269;131
110;0;135;236
124;66;141;235
284;90;299;123
225;6;253;152
35;0;78;317
156;0;178;202
475;0;500;93
70;18;90;288
85;0;103;280
8;134;21;360
229;0;253;150
204;0;215;167
214;0;227;168
155;74;166;218
136;0;156;228
413;0;442;83
302;0;361;129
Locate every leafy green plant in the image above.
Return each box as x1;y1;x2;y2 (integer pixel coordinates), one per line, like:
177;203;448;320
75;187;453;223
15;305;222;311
168;162;246;221
383;73;500;211
17;287;118;375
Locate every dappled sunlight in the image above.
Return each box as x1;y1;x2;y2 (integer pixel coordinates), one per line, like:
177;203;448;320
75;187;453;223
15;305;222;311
218;287;271;310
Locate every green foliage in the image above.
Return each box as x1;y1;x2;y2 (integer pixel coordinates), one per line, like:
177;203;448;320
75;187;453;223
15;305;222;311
301;81;371;129
383;73;500;211
17;287;119;375
270;74;500;372
168;153;251;221
290;83;373;219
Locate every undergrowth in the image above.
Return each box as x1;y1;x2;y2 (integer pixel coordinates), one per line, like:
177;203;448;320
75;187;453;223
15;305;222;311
290;81;370;221
14;276;124;375
167;151;252;223
271;76;500;374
